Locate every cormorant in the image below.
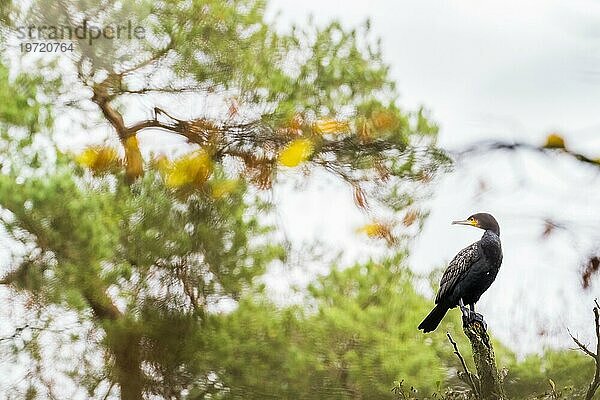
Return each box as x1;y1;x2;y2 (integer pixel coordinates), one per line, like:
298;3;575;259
418;213;502;333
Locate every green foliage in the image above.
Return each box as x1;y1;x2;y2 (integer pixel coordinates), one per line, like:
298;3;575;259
303;256;452;398
504;350;594;399
0;158;283;396
2;161;280;305
0;64;43;131
0;0;13;27
204;254;470;399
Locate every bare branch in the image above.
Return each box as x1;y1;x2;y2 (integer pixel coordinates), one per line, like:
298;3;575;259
571;299;600;400
568;328;597;358
0;324;30;342
101;382;115;400
447;332;479;397
116;86;205;96
590;299;600;400
0;324;64;342
456;140;600;169
116;44;173;76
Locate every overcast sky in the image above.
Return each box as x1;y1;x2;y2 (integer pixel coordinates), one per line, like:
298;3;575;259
264;0;600;355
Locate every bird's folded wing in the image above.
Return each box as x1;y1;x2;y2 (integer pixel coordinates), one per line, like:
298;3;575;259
435;242;481;304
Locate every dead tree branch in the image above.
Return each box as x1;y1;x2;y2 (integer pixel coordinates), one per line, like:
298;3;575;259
0;324;64;342
456;140;600;169
570;299;600;400
0;324;32;342
460;316;507;400
447;332;480;397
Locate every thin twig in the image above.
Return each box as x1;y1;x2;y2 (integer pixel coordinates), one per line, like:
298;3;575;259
101;382;115;400
568;328;597;358
0;324;65;342
447;332;479;396
0;324;30;342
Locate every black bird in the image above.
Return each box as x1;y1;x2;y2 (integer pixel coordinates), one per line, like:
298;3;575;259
418;213;502;333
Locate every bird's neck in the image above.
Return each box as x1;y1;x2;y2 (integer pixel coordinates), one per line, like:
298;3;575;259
482;229;499;239
480;230;502;262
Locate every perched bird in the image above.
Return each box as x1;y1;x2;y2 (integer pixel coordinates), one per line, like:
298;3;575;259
418;213;502;333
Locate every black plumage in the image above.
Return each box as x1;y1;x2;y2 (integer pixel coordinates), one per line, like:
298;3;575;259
418;213;503;333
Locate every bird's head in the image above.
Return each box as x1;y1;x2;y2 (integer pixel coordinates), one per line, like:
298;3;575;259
452;212;500;236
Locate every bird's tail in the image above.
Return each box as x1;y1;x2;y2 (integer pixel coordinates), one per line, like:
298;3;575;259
418;304;448;333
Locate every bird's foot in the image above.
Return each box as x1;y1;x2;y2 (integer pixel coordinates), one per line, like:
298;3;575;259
466;311;487;330
459;303;471;319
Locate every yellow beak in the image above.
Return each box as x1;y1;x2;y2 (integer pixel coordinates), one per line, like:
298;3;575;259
452;219;478;227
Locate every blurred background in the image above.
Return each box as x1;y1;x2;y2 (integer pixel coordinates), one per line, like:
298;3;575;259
0;0;599;399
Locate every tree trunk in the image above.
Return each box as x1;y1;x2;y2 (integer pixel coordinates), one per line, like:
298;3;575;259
83;286;144;400
462;318;506;400
106;325;144;400
114;340;144;400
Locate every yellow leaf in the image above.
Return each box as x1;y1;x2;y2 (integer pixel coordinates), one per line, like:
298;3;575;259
124;135;144;183
211;179;239;198
278;139;314;167
356;118;372;142
371;110;397;131
356;222;395;245
357;223;385;237
544;133;566;149
313;119;349;135
76;145;120;174
152;154;172;175
165;149;213;188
